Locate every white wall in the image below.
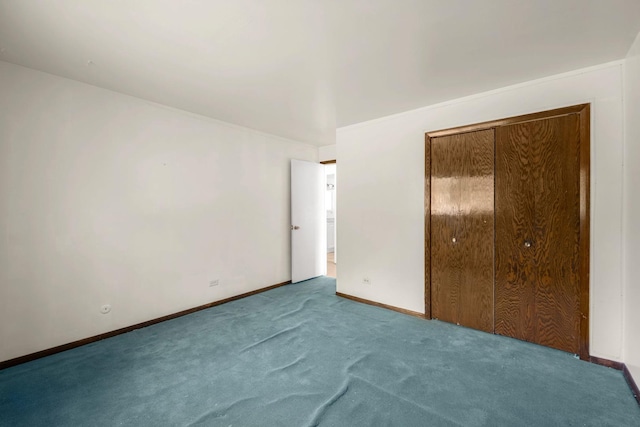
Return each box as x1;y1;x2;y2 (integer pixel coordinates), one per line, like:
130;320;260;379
337;62;625;360
623;33;640;381
0;61;317;363
319;144;337;162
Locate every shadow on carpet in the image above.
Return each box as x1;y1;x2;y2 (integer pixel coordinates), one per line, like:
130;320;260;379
1;276;639;426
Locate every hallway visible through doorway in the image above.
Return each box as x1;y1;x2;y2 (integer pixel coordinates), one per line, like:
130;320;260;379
324;161;336;278
327;251;336;278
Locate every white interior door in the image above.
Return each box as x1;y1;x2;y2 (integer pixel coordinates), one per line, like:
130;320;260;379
291;159;326;283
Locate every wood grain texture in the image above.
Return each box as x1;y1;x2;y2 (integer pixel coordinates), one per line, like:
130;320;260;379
494;123;538;343
495;114;581;355
430;129;494;332
426;104;589;359
578;105;591;360
425;135;432;318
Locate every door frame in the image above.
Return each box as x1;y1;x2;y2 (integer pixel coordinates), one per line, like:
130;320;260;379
321;160;337;272
321;159;337;276
424;103;591;360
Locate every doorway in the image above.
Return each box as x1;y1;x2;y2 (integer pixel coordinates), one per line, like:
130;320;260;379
290;158;336;283
323;161;337;278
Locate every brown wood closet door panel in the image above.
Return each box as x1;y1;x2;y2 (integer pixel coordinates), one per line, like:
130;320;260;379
431;134;463;327
431;129;494;333
532;114;581;353
494;123;538;341
495;115;581;354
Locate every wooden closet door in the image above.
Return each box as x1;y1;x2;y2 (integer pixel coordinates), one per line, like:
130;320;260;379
431;129;495;333
495;114;581;354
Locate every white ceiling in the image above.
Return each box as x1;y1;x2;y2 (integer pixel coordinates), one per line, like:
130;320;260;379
1;1;639;146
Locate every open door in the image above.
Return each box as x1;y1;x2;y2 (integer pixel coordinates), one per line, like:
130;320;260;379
291;159;326;283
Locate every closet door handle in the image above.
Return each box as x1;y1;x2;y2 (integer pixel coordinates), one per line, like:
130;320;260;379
524;240;532;248
452;237;457;244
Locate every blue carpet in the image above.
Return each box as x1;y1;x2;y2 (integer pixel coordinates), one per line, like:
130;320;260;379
1;276;639;426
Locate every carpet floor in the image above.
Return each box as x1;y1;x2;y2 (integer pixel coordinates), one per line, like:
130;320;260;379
1;276;639;426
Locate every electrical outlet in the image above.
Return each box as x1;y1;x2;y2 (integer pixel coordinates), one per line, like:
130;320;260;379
100;304;111;314
363;277;371;285
209;279;219;287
